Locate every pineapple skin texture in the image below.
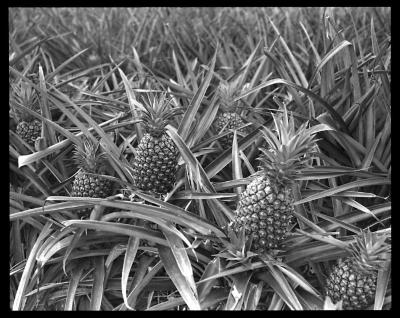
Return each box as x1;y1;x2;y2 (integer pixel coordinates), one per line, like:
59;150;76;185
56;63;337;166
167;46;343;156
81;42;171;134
326;259;377;310
215;112;247;149
131;133;178;195
71;170;113;198
232;174;294;254
16;119;41;146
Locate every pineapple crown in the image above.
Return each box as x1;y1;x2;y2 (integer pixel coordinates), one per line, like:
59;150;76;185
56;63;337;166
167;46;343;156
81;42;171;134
258;105;331;186
217;78;244;113
73;137;108;174
10;81;39;121
348;230;391;273
139;93;183;138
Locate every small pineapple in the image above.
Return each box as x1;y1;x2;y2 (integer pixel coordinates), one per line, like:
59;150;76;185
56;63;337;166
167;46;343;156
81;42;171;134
214;80;248;149
10;81;42;146
71;137;113;198
325;230;391;310
131;94;181;195
231;106;330;254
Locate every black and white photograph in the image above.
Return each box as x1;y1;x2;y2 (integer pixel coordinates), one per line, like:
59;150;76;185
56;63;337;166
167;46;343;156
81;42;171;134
9;7;391;311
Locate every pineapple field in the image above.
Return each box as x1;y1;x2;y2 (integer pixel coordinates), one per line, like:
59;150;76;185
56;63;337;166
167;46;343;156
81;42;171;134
9;7;391;311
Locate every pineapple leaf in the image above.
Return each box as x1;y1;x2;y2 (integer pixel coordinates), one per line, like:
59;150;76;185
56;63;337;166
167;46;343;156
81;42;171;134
198;258;223;303
157;243;201;310
90;256;105;310
374;260;391;310
121;235;140;310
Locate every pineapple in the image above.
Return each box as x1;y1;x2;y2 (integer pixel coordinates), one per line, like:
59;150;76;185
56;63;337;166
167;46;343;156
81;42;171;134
71;137;113;198
10;81;42;146
231;106;330;254
325;230;391;310
131;94;181;195
215;80;248;149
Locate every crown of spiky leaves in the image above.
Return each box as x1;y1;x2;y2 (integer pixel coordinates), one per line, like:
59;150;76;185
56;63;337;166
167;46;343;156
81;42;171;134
140;93;183;138
73;137;108;173
10;81;39;121
217;78;244;112
348;230;391;273
258;105;331;186
215;227;257;268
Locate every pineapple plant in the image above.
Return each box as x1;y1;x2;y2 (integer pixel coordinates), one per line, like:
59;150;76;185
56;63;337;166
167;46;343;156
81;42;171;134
131;94;182;195
215;227;258;269
71;137;113;198
231;106;330;254
10;81;42;146
325;230;391;310
214;79;248;149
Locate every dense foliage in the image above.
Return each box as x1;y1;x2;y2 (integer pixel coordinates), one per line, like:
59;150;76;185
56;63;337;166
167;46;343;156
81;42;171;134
9;7;391;310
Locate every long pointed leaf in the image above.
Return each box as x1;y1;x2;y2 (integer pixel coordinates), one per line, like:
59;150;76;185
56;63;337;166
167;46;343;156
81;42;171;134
178;46;218;143
121;235;140;310
157;244;201;310
90;256;105;310
295;177;390;205
13;222;53;310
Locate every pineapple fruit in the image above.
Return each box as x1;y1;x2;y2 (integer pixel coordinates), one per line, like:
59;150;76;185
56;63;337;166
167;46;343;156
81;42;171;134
215;80;248;149
10;81;42;146
231;106;329;254
325;230;391;310
71;137;113;198
131;94;181;195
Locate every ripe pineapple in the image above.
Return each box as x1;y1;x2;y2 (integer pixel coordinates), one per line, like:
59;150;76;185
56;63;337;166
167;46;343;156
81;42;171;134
131;94;182;195
71;137;113;198
215;80;248;149
325;230;391;310
10;81;42;146
231;106;330;254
